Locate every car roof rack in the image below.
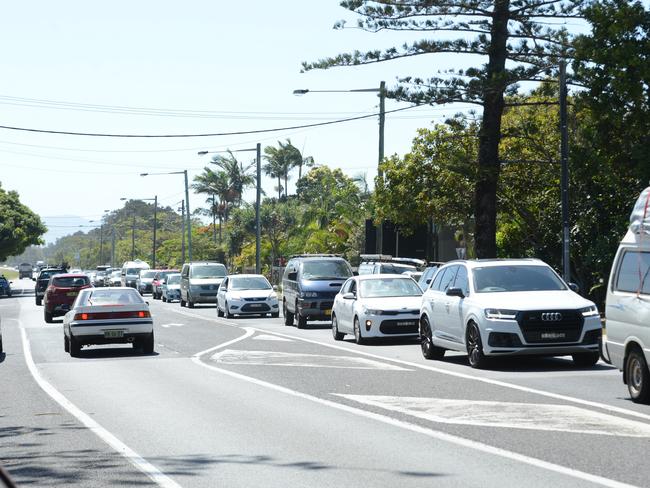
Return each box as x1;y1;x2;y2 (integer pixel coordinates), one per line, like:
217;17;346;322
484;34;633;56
360;254;425;267
289;254;342;259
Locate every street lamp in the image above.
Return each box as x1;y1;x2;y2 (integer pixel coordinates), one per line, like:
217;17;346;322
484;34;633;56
293;81;386;253
121;197;157;267
198;145;262;274
140;171;191;263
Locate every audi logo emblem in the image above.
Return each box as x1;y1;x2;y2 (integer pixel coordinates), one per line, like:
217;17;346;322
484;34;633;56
541;312;563;321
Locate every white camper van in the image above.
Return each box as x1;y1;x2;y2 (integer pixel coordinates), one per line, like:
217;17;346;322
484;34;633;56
121;260;150;289
605;187;650;403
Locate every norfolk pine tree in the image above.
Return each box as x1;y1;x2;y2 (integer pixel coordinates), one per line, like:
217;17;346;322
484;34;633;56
303;0;581;257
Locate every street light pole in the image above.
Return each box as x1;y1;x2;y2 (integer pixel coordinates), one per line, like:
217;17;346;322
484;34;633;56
131;212;136;261
152;195;158;269
293;82;386;253
559;61;570;282
140;171;192;263
180;200;186;264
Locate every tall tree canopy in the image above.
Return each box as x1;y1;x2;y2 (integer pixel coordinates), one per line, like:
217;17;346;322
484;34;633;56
304;0;582;257
0;184;46;261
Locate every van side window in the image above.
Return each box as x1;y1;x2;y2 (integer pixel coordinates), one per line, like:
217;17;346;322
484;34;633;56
439;265;458;292
615;251;650;294
453;266;470;296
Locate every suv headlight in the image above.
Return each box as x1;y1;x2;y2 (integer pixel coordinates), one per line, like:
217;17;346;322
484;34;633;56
268;292;278;300
300;291;318;298
484;309;518;320
580;305;599;317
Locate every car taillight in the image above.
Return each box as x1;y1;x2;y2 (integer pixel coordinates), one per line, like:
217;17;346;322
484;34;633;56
74;313;89;320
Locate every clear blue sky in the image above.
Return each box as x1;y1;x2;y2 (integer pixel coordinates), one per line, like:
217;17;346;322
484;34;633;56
0;1;545;243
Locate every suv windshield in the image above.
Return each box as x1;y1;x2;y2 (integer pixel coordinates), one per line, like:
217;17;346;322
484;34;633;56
40;270;63;280
230;276;271;290
190;264;227;279
302;260;352;280
125;268;144;275
140;271;156;279
360;277;422;298
473;265;567;293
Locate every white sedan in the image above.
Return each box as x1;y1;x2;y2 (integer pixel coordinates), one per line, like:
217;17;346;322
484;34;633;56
331;274;423;344
217;274;279;318
63;287;154;357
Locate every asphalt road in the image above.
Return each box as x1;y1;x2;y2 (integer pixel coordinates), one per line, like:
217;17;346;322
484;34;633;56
1;278;648;487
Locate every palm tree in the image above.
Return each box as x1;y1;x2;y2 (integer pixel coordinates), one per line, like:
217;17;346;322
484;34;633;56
210;151;255;212
262;146;285;200
192;167;230;242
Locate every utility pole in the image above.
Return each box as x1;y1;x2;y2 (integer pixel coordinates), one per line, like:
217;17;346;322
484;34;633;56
376;80;386;254
152;195;158;269
180;200;186;264
131;212;136;261
111;229;116;268
256;142;261;274
559;61;570;282
99;224;104;267
184;170;192;262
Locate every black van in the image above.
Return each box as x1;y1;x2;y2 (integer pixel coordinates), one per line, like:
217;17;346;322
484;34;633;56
282;254;353;328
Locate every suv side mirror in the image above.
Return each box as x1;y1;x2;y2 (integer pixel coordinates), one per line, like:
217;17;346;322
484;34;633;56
568;282;580;293
342;292;356;300
272;285;279;291
446;287;465;298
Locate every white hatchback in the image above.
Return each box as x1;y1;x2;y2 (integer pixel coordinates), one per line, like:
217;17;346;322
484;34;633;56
331;274;422;344
216;274;279;318
420;259;602;368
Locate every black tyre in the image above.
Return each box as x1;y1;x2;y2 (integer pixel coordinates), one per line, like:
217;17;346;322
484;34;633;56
162;296;167;302
142;332;155;354
572;352;600;367
297;310;307;329
626;349;650;404
332;315;344;341
353;317;365;345
180;298;186;307
271;312;279;318
466;322;488;369
36;297;42;306
64;334;69;353
69;335;81;357
44;310;53;324
283;301;294;326
188;298;195;308
0;336;3;354
420;316;445;360
217;304;224;317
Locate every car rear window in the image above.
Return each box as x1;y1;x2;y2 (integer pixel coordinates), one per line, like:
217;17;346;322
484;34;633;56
78;289;144;306
53;276;90;287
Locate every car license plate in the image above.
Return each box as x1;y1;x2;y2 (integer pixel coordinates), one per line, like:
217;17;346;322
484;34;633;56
324;309;332;316
67;291;78;297
104;330;124;339
397;321;415;326
541;332;566;340
250;303;263;308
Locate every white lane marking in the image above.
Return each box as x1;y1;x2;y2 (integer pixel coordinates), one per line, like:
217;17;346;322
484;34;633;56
252;334;293;342
248;328;650;423
191;355;637;488
211;349;411;371
160;323;184;328
166;306;650;422
18;322;182;488
336;395;650;438
192;327;254;358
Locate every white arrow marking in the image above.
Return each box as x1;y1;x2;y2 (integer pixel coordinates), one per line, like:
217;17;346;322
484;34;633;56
210;349;411;371
252;334;293;342
337;395;650;438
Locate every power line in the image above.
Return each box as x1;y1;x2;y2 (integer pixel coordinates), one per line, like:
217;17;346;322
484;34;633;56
0;105;420;138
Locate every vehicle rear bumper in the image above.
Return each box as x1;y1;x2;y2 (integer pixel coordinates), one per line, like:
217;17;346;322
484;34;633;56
71;331;152;346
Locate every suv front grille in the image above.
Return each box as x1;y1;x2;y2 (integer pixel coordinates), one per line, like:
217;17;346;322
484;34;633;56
516;310;583;344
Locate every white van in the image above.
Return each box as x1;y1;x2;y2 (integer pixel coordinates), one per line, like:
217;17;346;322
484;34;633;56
179;261;227;308
605;187;650;403
121;260;150;289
